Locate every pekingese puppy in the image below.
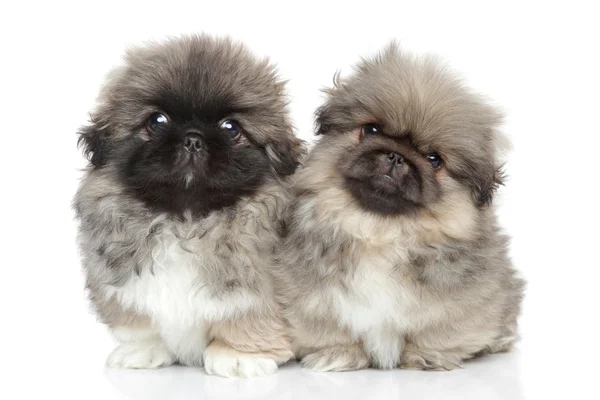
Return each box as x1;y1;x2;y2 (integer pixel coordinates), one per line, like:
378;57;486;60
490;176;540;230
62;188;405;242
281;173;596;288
275;43;525;371
73;35;302;377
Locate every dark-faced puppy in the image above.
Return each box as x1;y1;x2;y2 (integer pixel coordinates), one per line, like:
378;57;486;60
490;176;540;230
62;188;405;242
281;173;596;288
74;35;302;377
275;43;525;371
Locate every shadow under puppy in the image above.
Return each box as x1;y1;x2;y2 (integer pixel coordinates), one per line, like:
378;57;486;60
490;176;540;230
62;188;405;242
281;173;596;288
74;35;302;377
275;43;525;371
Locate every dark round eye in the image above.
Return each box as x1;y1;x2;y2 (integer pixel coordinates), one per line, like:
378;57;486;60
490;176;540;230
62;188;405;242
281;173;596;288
147;113;169;133
361;123;381;136
426;153;443;170
220;119;242;140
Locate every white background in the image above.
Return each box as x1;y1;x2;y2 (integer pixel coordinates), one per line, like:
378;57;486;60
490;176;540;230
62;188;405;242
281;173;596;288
1;1;599;399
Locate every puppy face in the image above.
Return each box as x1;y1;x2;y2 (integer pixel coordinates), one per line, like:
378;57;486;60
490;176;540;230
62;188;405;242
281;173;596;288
338;126;442;215
313;44;505;216
78;36;302;215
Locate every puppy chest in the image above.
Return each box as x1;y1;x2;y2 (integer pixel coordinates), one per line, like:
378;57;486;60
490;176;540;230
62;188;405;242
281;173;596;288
108;231;256;327
331;263;415;334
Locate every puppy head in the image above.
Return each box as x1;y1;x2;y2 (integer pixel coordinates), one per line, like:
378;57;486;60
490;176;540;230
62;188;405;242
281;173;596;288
313;43;506;216
78;35;302;215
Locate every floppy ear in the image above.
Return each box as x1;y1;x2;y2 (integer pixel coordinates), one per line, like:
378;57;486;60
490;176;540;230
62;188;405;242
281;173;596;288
315;73;348;136
77;65;127;167
470;163;506;207
265;134;305;176
315;103;333;135
77;118;111;167
315;100;357;136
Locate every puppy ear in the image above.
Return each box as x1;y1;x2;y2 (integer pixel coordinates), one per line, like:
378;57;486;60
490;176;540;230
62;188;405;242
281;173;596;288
316;72;349;135
77;65;128;167
471;164;506;207
77;118;110;167
266;134;305;176
315;103;333;135
316;101;352;135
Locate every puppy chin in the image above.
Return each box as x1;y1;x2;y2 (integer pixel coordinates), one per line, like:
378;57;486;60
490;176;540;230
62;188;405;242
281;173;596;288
338;147;436;216
183;172;194;188
343;176;421;215
170;151;208;188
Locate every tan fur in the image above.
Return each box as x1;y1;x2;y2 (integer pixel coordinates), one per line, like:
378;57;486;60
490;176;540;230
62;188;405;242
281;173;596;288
207;310;294;364
275;43;525;372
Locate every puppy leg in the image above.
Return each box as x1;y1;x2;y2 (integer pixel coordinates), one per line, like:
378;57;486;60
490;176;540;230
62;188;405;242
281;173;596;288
88;289;176;369
290;314;371;371
106;317;175;369
203;339;283;378
402;320;519;371
401;343;465;371
362;329;403;369
486;321;519;354
301;343;370;372
203;311;294;378
158;324;207;367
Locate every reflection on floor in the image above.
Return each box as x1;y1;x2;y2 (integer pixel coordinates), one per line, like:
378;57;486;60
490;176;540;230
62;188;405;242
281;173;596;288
106;351;523;400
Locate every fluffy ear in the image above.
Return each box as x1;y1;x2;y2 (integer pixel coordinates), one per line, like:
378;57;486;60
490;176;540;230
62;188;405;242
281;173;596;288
315;102;333;135
77;66;127;167
77;118;110;167
315;101;354;135
468;163;506;207
265;134;305;176
315;73;348;135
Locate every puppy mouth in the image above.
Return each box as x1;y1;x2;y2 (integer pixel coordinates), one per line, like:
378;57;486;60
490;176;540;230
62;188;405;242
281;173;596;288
345;174;402;196
341;151;426;214
344;175;421;215
184;171;195;187
379;173;397;184
373;174;400;193
176;150;205;168
184;153;200;165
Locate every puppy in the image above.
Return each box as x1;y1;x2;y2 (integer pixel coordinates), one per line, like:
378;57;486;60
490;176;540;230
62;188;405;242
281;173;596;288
73;35;302;377
276;43;525;371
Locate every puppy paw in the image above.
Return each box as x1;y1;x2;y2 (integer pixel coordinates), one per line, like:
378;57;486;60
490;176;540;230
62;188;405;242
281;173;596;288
203;341;278;378
107;341;175;369
401;346;463;371
301;345;370;372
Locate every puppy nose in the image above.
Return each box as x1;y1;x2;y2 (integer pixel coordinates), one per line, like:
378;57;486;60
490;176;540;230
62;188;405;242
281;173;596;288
387;152;404;166
184;132;203;153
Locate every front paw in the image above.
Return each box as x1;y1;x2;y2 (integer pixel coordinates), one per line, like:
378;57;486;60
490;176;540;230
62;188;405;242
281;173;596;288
301;345;370;372
401;346;463;371
107;341;175;369
203;341;278;378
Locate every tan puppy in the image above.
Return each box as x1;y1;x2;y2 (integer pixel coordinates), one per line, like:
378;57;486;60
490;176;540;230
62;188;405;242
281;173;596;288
275;43;525;371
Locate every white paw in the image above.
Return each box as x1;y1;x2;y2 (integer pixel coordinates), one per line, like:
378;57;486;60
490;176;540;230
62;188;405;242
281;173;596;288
301;347;370;372
107;341;175;369
203;346;278;378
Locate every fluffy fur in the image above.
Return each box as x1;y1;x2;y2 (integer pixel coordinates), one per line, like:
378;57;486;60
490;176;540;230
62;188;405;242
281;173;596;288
275;43;525;371
74;35;302;377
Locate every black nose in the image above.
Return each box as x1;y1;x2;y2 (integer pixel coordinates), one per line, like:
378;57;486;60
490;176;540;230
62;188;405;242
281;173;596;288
387;152;404;166
184;133;203;153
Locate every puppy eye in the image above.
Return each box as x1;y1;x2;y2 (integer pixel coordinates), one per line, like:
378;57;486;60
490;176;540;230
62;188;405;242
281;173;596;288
361;123;381;136
426;153;443;170
220;119;242;141
147;113;169;133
